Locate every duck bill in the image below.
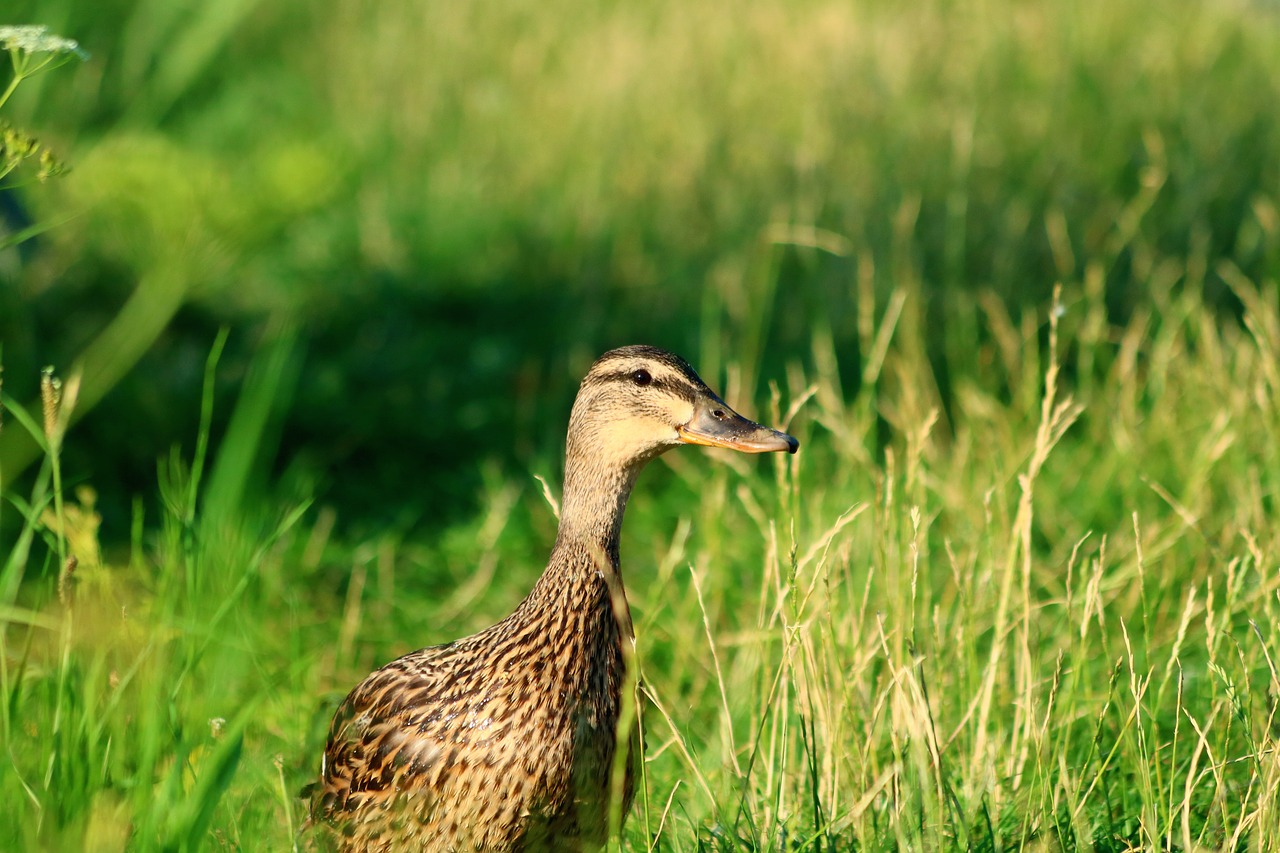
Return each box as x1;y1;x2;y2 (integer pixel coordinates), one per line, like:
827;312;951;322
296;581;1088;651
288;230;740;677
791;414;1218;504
677;398;799;454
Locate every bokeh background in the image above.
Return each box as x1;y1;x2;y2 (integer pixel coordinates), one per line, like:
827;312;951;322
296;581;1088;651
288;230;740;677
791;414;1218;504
4;0;1276;542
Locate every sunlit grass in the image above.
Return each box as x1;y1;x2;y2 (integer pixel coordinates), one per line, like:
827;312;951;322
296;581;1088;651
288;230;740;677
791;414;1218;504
3;266;1279;849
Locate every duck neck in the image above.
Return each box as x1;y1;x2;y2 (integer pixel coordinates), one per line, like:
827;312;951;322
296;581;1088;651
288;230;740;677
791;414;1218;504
523;451;642;644
556;455;639;560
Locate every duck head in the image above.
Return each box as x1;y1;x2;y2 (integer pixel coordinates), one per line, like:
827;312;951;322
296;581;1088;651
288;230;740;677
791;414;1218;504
566;345;799;470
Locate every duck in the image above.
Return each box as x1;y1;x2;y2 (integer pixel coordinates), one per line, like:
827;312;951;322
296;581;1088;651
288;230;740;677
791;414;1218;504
311;345;798;852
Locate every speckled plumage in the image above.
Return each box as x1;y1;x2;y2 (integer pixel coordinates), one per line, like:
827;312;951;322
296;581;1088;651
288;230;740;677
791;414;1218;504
312;346;797;852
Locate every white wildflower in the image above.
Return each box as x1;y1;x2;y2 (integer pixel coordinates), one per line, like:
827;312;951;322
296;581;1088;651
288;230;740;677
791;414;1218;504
0;25;88;59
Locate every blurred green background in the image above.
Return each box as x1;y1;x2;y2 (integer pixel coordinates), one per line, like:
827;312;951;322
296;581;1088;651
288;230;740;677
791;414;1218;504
3;0;1275;542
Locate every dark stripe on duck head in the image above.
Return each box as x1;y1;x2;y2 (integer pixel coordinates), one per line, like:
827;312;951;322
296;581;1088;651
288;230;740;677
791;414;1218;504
584;370;701;404
584;347;712;396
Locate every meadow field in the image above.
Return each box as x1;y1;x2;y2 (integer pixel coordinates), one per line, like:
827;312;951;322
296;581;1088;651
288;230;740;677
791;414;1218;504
2;0;1279;849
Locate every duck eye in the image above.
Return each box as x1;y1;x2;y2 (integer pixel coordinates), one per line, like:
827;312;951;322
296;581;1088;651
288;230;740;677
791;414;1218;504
631;369;652;387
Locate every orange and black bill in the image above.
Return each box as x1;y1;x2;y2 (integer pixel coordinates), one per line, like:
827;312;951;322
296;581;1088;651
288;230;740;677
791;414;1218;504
677;395;799;454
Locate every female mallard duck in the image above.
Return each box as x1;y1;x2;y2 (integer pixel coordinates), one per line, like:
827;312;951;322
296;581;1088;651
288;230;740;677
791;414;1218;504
312;345;798;851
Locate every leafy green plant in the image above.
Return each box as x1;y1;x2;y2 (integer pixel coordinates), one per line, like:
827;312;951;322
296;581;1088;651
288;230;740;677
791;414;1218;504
0;25;85;184
0;334;309;851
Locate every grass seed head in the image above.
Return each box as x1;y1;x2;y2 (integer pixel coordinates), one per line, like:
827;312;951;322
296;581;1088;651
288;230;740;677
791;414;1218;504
41;365;61;442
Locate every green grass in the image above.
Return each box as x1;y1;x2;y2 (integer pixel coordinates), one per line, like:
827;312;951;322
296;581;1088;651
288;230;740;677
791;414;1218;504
2;0;1280;849
4;275;1279;850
